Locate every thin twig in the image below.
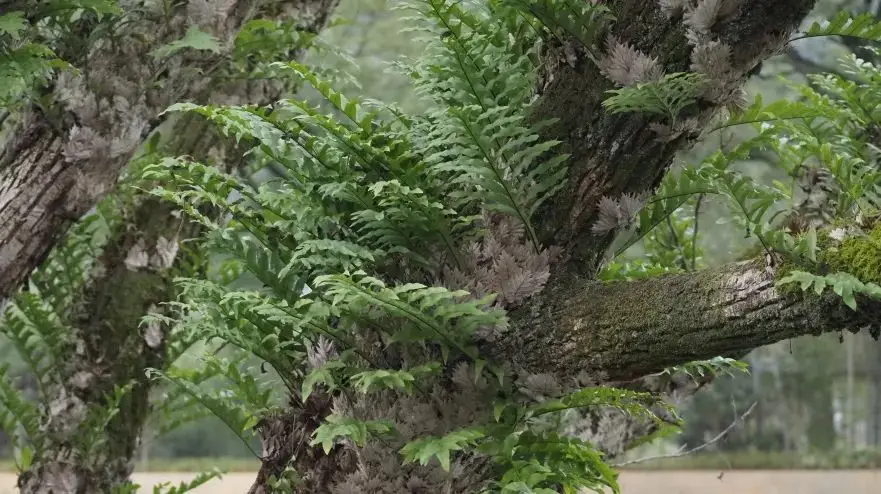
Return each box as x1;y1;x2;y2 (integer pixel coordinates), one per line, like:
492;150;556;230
613;402;757;468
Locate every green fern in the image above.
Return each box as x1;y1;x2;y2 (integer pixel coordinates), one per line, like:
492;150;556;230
349;363;442;395
152;469;224;494
501;0;614;53
147;370;260;457
530;387;673;423
778;270;881;310
0;366;42;455
400;427;486;471
314;271;507;360
710;94;828;132
603;72;705;122
311;415;396;454
794;12;881;42
661;357;750;380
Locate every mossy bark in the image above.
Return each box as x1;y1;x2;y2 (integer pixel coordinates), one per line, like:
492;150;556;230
493;260;879;385
16;200;183;494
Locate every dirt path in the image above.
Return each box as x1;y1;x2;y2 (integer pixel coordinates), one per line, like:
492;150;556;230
0;470;877;493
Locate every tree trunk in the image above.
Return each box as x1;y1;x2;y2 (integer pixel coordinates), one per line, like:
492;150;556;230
0;0;339;301
493;259;877;384
0;116;96;300
16;199;183;494
8;2;341;491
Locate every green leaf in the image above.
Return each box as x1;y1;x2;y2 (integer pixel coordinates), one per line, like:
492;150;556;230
156;469;224;494
400;427;486;471
603;72;704;120
797;12;881;42
0;12;27;39
301;360;344;401
311;415;395;454
152;26;222;59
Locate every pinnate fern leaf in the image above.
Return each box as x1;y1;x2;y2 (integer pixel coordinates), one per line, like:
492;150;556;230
603;72;704;121
795;12;881;42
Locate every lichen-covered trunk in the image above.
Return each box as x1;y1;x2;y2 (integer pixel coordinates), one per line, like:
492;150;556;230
0;0;339;301
16;199;181;494
14;108;239;492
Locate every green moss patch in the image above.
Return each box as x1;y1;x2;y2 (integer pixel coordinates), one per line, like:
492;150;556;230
821;223;881;285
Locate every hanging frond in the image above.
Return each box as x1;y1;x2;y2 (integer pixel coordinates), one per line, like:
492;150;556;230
147;363;273;458
0;366;42;454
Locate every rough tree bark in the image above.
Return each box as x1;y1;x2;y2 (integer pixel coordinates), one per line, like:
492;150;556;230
494;259;880;384
532;0;817;273
8;2;341;493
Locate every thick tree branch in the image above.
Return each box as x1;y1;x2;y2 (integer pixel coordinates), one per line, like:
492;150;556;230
493;259;879;384
533;0;816;274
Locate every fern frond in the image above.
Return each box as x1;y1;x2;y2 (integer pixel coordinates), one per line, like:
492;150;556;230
794;12;881;42
661;356;750;380
603;72;705;121
151;469;224;494
314;272;507;359
0;366;41;453
400;426;486;471
147;365;267;458
530;387;671;423
502;0;614;52
495;432;619;493
0;292;68;401
778;270;881;310
311;414;396;454
710;94;828;132
349;363;442;395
